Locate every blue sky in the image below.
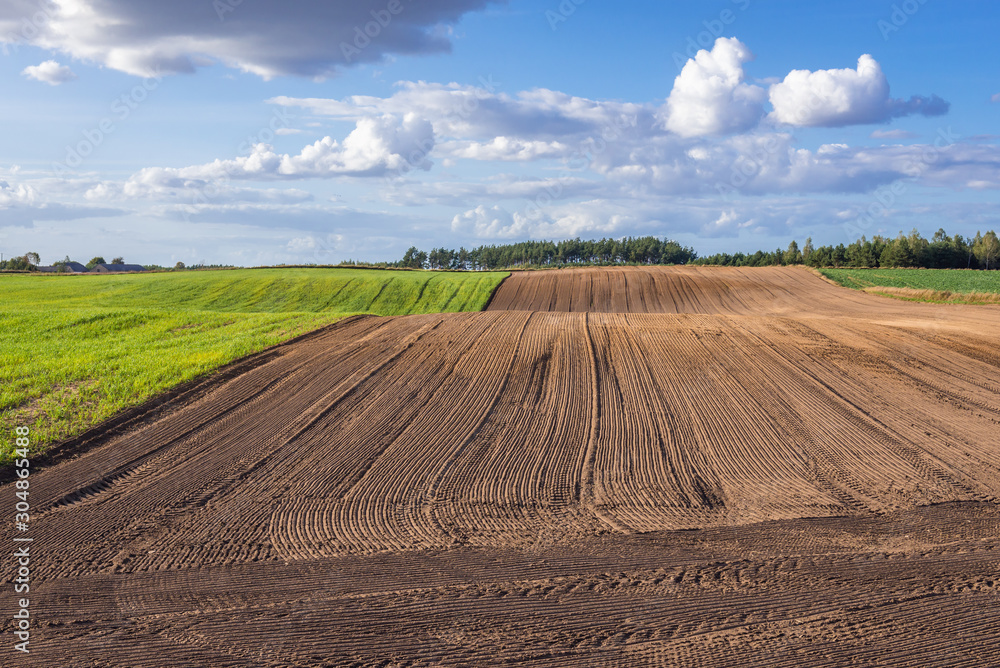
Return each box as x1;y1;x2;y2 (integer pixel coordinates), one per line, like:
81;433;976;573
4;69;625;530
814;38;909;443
1;0;998;266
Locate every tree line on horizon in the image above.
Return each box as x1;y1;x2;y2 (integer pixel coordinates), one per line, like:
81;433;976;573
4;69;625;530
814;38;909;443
694;229;999;271
0;253;232;272
394;237;698;271
0;254;129;272
383;229;999;271
4;228;998;273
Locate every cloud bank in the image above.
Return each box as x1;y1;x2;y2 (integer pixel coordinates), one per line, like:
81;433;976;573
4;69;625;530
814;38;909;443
0;0;501;78
17;34;990;252
128;114;435;186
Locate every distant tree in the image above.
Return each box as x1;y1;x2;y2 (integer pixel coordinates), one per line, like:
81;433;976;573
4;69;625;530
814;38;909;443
808;245;832;268
968;232;983;269
974;230;1000;270
400;247;427;269
906;227;929;266
1;252;39;271
782;240;802;265
111;256;125;265
802;237;815;265
880;234;916;268
86;256;106;270
427;247;456;270
831;243;847;267
401;247;418;269
927;229;961;268
174;261;186;270
847;236;878;267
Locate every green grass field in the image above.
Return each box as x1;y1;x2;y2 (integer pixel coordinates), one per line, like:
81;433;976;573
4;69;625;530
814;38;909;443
1;268;507;464
818;268;1000;302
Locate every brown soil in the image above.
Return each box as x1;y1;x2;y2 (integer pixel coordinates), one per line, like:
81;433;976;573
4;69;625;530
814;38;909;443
4;266;999;666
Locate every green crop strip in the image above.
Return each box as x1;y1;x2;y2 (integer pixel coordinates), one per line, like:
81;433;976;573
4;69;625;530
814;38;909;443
818;268;1000;302
0;268;508;464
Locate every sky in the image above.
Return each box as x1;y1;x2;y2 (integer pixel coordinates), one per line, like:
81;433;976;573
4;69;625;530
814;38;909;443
1;0;998;267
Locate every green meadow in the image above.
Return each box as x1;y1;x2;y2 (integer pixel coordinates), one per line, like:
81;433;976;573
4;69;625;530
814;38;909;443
818;268;1000;303
1;268;507;463
819;267;1000;294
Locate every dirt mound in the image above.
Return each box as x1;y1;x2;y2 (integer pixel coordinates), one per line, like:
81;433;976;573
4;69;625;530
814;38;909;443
488;265;1000;321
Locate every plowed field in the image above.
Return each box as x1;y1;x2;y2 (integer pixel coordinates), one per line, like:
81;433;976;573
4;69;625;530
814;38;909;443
5;267;1000;666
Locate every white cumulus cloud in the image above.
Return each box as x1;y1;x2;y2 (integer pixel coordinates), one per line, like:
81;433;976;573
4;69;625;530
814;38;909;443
451;205;528;238
21;60;77;85
768;54;948;127
703;209;756;236
452;201;630;240
440;137;571;161
127;114;435;185
662;37;767;138
0;182;38;206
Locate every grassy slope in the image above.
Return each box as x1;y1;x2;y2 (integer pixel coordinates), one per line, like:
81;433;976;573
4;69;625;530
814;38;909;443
1;268;507;463
817;268;1000;303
